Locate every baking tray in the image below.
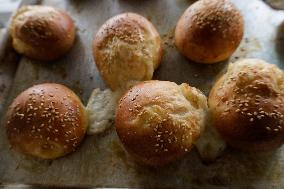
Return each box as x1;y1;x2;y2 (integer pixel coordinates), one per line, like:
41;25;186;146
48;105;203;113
1;0;284;188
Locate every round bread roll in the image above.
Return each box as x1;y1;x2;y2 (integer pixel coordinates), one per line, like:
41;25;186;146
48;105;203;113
5;83;88;159
10;5;75;61
115;80;208;166
209;59;284;151
175;0;244;64
93;13;162;91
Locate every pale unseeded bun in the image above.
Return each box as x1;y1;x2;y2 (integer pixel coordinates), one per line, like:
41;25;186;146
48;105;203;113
209;59;284;151
175;0;244;64
5;83;88;159
115;80;208;166
93;13;162;91
10;5;75;61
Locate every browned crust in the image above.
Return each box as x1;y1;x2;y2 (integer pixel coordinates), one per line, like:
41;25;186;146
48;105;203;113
10;6;75;61
5;83;88;159
175;0;244;64
93;13;163;91
209;59;284;151
115;80;207;166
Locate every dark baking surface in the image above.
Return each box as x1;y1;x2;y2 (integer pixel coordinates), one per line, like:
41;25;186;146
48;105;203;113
0;0;284;188
265;0;284;9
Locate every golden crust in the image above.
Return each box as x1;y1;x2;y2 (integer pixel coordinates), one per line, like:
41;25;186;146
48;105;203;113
5;83;88;159
209;59;284;151
10;6;75;61
175;0;244;64
93;13;163;91
115;80;208;166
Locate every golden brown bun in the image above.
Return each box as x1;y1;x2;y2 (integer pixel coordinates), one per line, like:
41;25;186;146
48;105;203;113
10;6;75;61
5;83;88;159
175;0;244;64
115;80;208;166
209;59;284;151
93;13;162;91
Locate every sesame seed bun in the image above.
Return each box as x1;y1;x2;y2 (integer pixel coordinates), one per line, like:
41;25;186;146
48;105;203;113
93;13;162;91
5;83;88;159
10;5;75;61
175;0;244;64
115;80;208;166
209;59;284;151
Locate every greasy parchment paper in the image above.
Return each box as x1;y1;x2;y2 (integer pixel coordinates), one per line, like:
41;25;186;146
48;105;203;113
1;0;284;188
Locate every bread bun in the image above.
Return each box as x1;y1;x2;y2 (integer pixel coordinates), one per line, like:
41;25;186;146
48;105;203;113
93;13;162;91
175;0;244;64
10;6;75;61
115;80;208;166
5;83;88;159
209;59;284;151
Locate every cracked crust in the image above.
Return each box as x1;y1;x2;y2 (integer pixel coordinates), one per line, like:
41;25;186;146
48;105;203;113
115;80;207;166
93;13;162;91
209;59;284;151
